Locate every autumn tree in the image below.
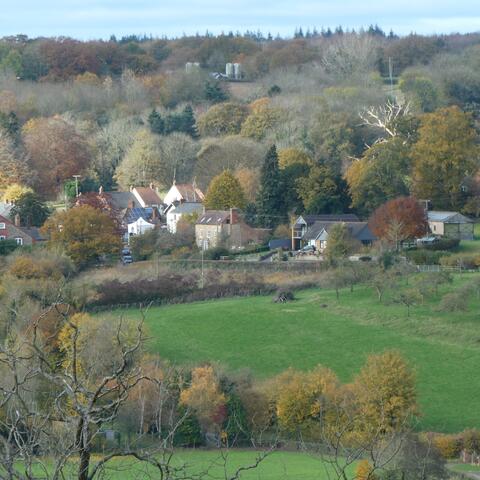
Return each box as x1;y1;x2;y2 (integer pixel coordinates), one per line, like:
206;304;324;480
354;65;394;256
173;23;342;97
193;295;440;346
352;350;417;435
235;168;259;203
1;183;33;203
115;129;162;189
41;205;121;267
197;102;249;136
345;139;412;214
22;117;91;198
269;366;339;439
411;106;479;209
0;130;28;192
180;365;227;432
204;170;247;210
194;135;266;190
256;145;285;227
296;165;350;214
240;99;281;140
369;197;428;249
278;147;313;169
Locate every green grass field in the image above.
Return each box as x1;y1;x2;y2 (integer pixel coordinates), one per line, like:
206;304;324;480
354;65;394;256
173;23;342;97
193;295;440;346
18;451;351;480
109;274;480;433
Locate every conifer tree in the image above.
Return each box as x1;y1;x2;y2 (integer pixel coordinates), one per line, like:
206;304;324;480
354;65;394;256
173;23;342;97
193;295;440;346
256;145;285;228
148;109;165;135
180;105;198;138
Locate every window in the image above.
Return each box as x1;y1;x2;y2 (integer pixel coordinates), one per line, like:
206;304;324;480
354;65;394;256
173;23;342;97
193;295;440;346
0;236;5;241
0;223;5;229
14;237;23;246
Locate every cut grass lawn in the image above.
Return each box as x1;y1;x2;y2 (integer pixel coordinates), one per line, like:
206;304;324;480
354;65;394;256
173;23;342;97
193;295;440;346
17;451;350;480
108;273;480;433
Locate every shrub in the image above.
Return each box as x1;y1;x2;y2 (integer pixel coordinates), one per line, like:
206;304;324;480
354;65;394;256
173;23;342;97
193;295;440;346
273;289;295;303
439;253;480;269
431;433;462;459
406;249;449;265
438;291;469;312
423;238;460;251
203;247;229;260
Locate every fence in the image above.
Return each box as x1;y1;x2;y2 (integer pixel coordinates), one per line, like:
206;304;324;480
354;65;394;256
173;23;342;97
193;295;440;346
416;264;478;273
153;258;328;274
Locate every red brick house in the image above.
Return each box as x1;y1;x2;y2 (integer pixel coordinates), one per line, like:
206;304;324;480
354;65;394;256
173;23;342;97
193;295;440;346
0;214;44;246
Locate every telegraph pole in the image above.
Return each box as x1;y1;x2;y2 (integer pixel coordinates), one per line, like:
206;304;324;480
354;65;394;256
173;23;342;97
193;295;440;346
72;175;81;198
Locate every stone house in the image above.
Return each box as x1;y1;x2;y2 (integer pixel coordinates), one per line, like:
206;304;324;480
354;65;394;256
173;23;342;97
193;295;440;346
0;214;44;246
427;211;474;240
195;209;270;250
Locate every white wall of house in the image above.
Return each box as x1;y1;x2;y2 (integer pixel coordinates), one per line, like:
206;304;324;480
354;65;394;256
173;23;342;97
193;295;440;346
163;186;183;206
128;217;155;237
428;221;445;235
167;211;181;233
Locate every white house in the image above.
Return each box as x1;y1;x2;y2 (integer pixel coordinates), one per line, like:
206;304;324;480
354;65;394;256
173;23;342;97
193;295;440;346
163;182;204;207
166;202;204;234
127;217;155;238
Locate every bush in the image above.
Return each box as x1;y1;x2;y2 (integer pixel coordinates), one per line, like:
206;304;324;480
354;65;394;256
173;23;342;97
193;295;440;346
430;433;462;459
423;238;460;251
439;253;480;269
406;249;449;265
273;289;295;303
89;273;275;308
203;247;229;260
0;239;19;256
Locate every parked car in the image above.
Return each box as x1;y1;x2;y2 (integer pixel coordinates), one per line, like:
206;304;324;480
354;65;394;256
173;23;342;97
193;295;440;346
121;247;131;256
122;255;133;264
295;245;316;256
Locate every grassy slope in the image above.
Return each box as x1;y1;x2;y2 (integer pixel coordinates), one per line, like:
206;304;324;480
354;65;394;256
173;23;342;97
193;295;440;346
115;274;480;433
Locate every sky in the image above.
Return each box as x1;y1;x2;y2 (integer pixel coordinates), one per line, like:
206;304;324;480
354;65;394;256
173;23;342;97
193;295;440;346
1;0;479;39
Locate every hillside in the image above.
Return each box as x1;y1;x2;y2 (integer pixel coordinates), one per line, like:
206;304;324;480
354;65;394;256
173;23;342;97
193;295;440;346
108;273;480;433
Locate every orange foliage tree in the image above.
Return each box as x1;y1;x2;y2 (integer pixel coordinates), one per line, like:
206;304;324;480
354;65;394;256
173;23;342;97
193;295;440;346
369;197;428;247
22;117;91;198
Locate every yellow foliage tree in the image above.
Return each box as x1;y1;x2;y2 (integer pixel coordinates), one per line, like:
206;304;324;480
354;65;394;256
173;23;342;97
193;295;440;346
356;459;377;480
278;147;313;169
41;205;121;267
270;366;340;438
2;183;33;203
352;350;417;436
241;100;282;140
235;168;259;203
180;365;226;430
204;170;247;210
412;106;479;209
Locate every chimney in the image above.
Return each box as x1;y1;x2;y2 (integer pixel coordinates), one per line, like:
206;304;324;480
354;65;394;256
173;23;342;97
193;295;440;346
99;185;104;195
230;208;239;225
129;185;134;192
127;199;135;209
14;214;21;227
149;182;155;190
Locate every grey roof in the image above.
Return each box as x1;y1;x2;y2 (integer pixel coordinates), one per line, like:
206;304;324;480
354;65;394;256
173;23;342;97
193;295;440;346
170;202;204;215
427;211;473;224
106;191;138;210
197;210;230;225
303;221;376;242
295;214;360;227
19;227;46;242
124;207;154;224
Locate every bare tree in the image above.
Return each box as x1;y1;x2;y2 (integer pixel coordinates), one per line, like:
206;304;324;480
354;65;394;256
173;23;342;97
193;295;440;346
359;100;411;142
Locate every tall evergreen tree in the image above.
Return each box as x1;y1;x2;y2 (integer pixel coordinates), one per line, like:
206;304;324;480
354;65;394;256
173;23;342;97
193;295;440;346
256;145;285;228
148;109;165;135
180;105;199;138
